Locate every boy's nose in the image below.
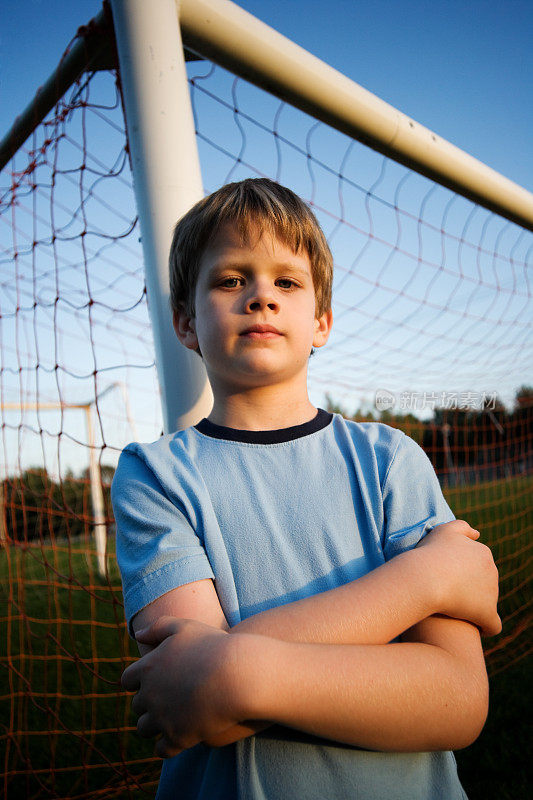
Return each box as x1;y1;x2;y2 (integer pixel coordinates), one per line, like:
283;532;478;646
244;286;279;313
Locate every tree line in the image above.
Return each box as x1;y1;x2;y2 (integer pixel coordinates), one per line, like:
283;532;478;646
1;466;114;544
328;385;533;486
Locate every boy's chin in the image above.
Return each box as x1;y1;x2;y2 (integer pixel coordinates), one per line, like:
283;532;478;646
209;363;308;392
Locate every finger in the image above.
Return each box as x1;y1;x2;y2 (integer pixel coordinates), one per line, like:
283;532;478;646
452;519;480;539
135;615;183;645
464;526;480;540
427;520;478;540
445;520;480;540
130;691;146;716
121;662;141;692
137;712;162;739
482;615;502;637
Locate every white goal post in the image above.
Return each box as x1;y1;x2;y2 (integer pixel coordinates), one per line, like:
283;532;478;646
109;0;213;433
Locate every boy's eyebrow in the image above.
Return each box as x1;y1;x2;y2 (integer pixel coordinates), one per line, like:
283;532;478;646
276;264;311;277
208;261;311;277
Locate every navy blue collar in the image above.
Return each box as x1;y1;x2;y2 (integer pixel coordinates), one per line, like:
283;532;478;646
195;408;332;444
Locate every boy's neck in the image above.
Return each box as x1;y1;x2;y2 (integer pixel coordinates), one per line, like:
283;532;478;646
207;386;318;431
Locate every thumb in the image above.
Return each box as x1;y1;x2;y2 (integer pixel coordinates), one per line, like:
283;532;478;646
482;613;503;638
453;519;480;540
135;615;183;644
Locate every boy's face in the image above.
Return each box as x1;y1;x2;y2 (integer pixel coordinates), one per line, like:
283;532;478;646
173;221;332;395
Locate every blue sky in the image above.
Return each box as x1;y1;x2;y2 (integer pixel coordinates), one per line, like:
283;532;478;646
2;0;532;191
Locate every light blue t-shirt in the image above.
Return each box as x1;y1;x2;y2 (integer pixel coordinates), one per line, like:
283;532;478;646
112;411;467;800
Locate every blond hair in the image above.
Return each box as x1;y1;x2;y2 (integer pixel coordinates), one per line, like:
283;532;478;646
169;178;333;317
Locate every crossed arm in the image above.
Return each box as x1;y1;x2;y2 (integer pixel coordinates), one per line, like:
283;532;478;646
122;521;500;758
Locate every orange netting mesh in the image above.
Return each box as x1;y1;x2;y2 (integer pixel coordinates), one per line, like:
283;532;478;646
0;39;531;800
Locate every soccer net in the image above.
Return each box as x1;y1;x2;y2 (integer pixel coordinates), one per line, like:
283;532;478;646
1;5;531;798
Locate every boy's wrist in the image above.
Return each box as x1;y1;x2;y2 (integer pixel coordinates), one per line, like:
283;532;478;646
419;538;464;618
395;547;439;619
226;632;282;722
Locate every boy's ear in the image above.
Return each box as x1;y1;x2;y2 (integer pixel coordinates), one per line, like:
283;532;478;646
313;308;333;349
172;305;199;351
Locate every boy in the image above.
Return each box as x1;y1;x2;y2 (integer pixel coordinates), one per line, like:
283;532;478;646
112;178;500;799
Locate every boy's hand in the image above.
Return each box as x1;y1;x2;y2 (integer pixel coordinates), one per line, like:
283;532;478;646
121;616;250;757
416;520;501;636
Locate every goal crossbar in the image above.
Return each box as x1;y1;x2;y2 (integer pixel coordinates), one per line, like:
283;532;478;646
178;0;533;231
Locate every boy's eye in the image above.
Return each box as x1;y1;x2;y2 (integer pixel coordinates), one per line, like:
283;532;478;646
276;278;297;289
219;277;244;288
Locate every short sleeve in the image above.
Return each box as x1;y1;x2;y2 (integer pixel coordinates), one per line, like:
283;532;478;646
382;432;454;560
111;448;214;635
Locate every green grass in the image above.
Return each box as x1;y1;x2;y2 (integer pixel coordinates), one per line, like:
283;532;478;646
0;475;531;798
443;475;532;800
0;540;159;798
445;474;531;633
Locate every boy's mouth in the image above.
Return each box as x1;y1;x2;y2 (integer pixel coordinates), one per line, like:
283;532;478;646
240;324;282;339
